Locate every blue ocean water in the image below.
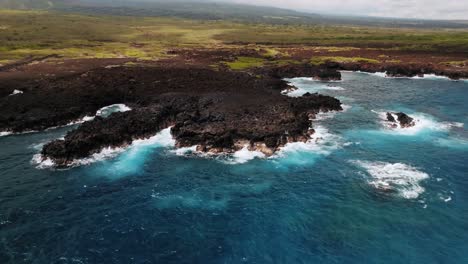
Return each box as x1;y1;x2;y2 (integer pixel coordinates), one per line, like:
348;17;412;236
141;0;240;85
1;72;467;263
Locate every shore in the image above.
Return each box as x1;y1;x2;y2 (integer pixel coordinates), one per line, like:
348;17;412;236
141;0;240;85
1;47;467;166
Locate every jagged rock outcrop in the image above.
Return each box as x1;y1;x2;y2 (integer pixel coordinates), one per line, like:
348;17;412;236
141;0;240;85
41;91;341;166
386;112;415;128
0;65;343;166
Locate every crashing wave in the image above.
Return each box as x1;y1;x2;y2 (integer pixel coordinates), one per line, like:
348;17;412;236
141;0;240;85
0;129;38;138
2;104;132;138
315;104;351;121
8;89;23;96
67;104;132;125
0;131;13;137
282;77;345;97
32;127;175;169
31;155;56;169
342;71;459;81
95;104;132;118
353;160;429;199
224;146;266;164
173;146;198;156
274;126;342;159
372;110;462;135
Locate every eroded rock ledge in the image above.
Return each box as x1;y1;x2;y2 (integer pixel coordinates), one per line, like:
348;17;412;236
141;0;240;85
0;65;342;166
338;62;468;80
42;93;341;165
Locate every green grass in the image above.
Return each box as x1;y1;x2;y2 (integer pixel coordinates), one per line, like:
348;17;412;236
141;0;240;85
0;9;467;62
310;56;380;65
441;60;468;66
215;25;468;52
224;57;266;70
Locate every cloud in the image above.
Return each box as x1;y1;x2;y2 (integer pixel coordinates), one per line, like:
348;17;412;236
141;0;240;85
228;0;468;20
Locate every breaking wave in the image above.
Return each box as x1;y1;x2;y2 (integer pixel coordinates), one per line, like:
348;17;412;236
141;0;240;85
272;126;342;166
8;89;23;96
225;146;266;164
32;128;175;169
343;71;457;81
352;160;429;199
372;110;463;136
67;104;132;125
282;77;345;97
315;104;352;121
1;104;132;137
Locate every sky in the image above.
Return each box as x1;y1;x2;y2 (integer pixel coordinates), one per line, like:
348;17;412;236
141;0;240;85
226;0;468;20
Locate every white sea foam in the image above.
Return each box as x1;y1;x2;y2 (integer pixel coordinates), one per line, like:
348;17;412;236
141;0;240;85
226;146;266;164
9;89;23;96
353;160;429;199
0;131;13;137
282;78;345;97
275;126;342;158
341;70;388;78
70;127;175;166
173;146;198;156
2;104;132;137
344;141;360;147
31;154;56;169
315;104;352;121
95;104;131;118
67;104;132;125
371;72;388;78
343;70;457;81
411;74;451;80
69;147;127;167
373;110;461;136
0;129;38;137
32;128;175;169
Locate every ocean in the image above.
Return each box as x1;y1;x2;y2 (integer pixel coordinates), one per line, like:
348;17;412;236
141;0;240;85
1;72;467;263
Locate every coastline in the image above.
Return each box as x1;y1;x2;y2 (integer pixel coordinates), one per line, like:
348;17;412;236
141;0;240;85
2;49;468;166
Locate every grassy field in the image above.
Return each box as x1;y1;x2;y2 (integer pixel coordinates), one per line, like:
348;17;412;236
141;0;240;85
1;9;468;64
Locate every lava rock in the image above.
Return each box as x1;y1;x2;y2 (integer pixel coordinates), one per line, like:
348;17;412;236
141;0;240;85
386;112;415;128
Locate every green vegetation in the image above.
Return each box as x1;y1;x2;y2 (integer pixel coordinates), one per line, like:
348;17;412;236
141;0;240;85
0;9;467;63
0;10;231;61
215;25;468;52
441;60;468;66
310;56;380;65
224;57;266;70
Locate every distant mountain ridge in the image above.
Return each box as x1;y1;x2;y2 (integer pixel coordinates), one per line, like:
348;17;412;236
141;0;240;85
0;0;467;29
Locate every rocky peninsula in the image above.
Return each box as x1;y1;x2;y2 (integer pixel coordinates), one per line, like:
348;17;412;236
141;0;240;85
1;63;342;166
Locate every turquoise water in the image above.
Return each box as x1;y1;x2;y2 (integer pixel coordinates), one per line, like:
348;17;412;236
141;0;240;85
1;72;467;263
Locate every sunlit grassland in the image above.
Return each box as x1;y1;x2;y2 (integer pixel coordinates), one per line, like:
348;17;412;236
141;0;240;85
1;9;468;63
310;56;380;65
215;24;468;52
0;9;237;61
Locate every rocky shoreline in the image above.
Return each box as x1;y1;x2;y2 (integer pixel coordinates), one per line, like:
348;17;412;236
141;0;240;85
337;62;468;80
2;54;467;167
1;64;342;166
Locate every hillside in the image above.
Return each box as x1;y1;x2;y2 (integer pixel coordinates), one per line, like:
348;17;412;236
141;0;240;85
1;0;467;29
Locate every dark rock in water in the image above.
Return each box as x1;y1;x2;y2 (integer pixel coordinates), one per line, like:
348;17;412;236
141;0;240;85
386;112;415;128
385;65;423;78
395;112;415;128
260;64;342;82
6;65;343;166
386;112;396;123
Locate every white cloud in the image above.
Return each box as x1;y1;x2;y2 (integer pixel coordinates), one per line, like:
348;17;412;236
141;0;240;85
228;0;468;20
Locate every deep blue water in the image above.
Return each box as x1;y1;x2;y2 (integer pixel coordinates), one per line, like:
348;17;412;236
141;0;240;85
1;72;467;264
